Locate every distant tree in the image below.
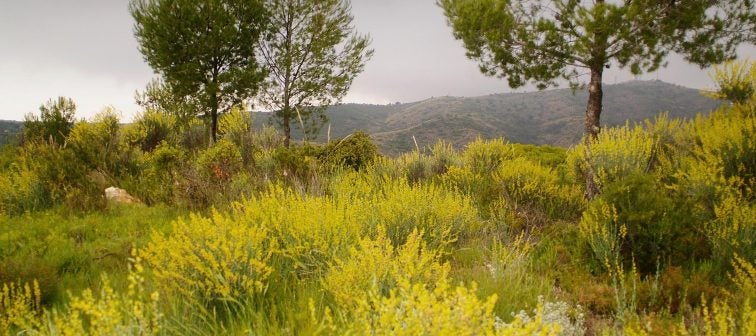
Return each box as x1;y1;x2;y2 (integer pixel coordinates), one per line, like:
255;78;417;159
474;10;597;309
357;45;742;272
130;0;268;143
23;97;77;145
257;0;372;147
439;0;755;198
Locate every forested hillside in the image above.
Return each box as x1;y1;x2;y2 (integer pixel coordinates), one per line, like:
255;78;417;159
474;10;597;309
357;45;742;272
254;81;720;155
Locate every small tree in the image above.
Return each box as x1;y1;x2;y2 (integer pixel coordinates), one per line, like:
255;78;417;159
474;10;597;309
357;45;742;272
23;97;77;146
257;0;372;147
440;0;755;198
130;0;268;143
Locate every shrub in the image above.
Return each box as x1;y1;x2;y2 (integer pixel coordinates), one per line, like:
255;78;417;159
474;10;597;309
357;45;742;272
0;155;49;215
703;59;755;105
323;229;448;311
462;137;514;175
219;106;255;164
567;123;658;191
580;173;705;274
0;280;42;333
707;191;756;269
125;109;176;152
196;138;243;181
429;140;460;175
272;143;321;181
142;210;275;303
356;177;480;250
0;256;162;335
319;131;379;171
22;97;76;146
493;157;584;221
686;108;755;195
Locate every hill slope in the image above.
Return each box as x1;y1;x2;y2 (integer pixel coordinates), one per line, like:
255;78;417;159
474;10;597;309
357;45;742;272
0;120;23;147
254;80;720;155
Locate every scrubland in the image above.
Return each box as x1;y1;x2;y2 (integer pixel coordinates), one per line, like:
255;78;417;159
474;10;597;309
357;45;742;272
1;72;755;335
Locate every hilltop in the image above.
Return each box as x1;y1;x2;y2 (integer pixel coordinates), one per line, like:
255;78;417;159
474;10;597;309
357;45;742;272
254;80;720;155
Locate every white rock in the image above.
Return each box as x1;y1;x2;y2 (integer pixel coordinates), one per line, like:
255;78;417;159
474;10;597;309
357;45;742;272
104;187;140;204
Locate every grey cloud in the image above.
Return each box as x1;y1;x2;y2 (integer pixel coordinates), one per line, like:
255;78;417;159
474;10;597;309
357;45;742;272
0;0;153;82
0;0;752;120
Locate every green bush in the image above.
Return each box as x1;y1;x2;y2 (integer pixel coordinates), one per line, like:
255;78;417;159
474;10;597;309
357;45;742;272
581;173;708;275
319;131;378;171
272;143;321;181
125;109;176;152
22;97;76;146
462;137;514;175
197;139;243;181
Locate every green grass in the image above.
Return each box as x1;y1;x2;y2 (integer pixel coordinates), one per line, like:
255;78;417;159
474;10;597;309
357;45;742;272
0;204;182;305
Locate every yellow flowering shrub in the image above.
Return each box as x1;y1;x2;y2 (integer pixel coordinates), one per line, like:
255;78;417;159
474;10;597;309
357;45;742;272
1;280;42;334
346;275;560;335
324;229;448;311
707;191;756;263
1;253;161;335
141;208;276;302
687;108;755;187
579;199;626;273
331;173;480;249
462;137;515;175
702;59;755;105
234;188;363;278
678;255;756;336
359;178;480;249
493;157;584;220
567;123;657;190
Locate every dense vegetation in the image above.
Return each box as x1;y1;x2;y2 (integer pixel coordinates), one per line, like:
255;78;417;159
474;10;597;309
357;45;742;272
1;62;754;334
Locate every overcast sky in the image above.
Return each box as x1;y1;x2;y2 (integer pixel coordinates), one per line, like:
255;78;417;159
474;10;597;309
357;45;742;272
1;0;753;121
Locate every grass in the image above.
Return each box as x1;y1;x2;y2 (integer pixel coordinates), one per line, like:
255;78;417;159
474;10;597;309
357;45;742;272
0;204;182;305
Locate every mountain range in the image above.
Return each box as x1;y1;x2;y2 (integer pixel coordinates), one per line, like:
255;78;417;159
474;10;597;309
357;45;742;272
254;80;721;155
1;81;721;155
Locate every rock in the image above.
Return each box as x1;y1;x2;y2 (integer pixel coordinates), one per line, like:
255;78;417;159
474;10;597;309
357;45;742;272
104;187;140;204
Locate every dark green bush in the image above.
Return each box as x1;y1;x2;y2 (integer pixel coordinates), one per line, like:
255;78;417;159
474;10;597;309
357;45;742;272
592;172;709;274
319;131;379;171
272;143;321;180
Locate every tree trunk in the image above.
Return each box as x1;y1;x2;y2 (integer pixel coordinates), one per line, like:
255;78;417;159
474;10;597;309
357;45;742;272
210;91;219;144
584;66;604;200
283;104;291;148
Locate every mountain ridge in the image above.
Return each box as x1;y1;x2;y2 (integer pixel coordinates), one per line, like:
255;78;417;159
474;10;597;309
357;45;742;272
254;80;721;155
1;81;721;154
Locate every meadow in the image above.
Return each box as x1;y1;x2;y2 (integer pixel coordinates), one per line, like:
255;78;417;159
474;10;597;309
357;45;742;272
1;67;754;335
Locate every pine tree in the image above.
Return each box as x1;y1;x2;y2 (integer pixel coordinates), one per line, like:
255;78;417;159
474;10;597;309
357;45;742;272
130;0;268;143
440;0;755;198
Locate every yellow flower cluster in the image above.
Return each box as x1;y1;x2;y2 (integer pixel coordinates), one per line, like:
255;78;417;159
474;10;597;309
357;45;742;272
1;280;42;333
324;229;560;335
141;208;275;301
1;252;161;335
568;123;657;190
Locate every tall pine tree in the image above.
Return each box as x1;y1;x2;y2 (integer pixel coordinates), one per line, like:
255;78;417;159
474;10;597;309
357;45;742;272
130;0;268;143
440;0;755;198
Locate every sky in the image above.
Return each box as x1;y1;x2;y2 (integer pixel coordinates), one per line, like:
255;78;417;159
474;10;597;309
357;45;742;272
0;0;753;121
